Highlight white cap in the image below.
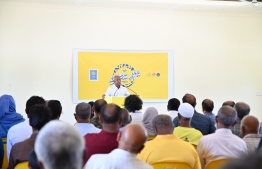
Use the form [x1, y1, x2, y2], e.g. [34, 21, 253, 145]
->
[178, 103, 194, 118]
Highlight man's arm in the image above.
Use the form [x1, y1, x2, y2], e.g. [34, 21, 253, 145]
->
[7, 129, 13, 162]
[196, 139, 205, 169]
[209, 118, 216, 134]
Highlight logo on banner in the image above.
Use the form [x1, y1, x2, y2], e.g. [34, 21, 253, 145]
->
[109, 64, 140, 87]
[89, 69, 98, 81]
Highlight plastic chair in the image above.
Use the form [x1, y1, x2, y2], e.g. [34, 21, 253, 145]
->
[205, 159, 230, 169]
[14, 161, 28, 169]
[2, 138, 8, 169]
[152, 162, 192, 169]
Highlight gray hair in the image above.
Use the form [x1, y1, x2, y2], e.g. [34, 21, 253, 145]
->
[217, 106, 237, 127]
[152, 115, 174, 130]
[35, 120, 85, 169]
[75, 102, 91, 119]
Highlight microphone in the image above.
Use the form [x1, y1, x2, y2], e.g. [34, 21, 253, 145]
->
[126, 87, 138, 95]
[114, 88, 119, 96]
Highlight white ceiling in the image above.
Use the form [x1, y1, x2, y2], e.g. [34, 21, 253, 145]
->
[1, 0, 262, 14]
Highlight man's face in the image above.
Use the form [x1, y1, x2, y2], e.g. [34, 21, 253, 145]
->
[114, 76, 121, 86]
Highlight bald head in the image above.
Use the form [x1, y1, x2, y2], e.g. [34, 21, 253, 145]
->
[100, 103, 122, 124]
[94, 99, 107, 114]
[235, 102, 250, 120]
[202, 99, 214, 113]
[152, 115, 174, 135]
[118, 124, 147, 154]
[241, 115, 259, 137]
[222, 100, 235, 108]
[182, 94, 196, 108]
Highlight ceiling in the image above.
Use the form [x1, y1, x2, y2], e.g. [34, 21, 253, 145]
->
[1, 0, 262, 14]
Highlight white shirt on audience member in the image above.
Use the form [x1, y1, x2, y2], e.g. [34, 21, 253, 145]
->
[197, 128, 247, 169]
[105, 85, 130, 97]
[74, 123, 101, 136]
[130, 110, 143, 125]
[7, 119, 32, 161]
[85, 148, 153, 169]
[168, 110, 178, 121]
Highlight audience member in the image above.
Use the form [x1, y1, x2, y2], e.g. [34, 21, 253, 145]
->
[173, 93, 215, 135]
[167, 98, 180, 120]
[9, 105, 51, 169]
[35, 120, 85, 169]
[28, 149, 40, 169]
[85, 124, 152, 169]
[124, 95, 143, 125]
[138, 115, 201, 169]
[47, 100, 62, 120]
[142, 107, 158, 136]
[88, 101, 95, 119]
[197, 106, 247, 169]
[202, 99, 216, 124]
[222, 100, 235, 107]
[91, 99, 107, 129]
[173, 103, 203, 147]
[232, 102, 250, 138]
[84, 103, 122, 162]
[0, 95, 24, 138]
[74, 102, 101, 136]
[120, 108, 132, 131]
[241, 115, 261, 154]
[7, 96, 45, 161]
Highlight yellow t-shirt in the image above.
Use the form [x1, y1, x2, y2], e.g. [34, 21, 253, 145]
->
[173, 126, 203, 146]
[137, 134, 201, 169]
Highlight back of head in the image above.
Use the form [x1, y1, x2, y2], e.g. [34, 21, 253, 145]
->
[121, 108, 131, 127]
[124, 95, 143, 112]
[202, 99, 214, 112]
[88, 101, 94, 108]
[217, 106, 237, 128]
[26, 96, 45, 114]
[100, 104, 122, 124]
[28, 150, 40, 169]
[182, 93, 196, 108]
[167, 98, 180, 111]
[222, 100, 235, 108]
[75, 102, 91, 120]
[152, 115, 174, 135]
[29, 105, 51, 130]
[47, 100, 62, 120]
[94, 99, 107, 114]
[118, 124, 147, 154]
[241, 115, 259, 135]
[234, 102, 250, 120]
[35, 120, 85, 169]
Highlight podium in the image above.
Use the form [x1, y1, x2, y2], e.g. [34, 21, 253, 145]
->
[104, 96, 125, 108]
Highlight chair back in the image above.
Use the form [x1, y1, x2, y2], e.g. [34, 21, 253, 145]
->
[2, 138, 8, 169]
[205, 159, 230, 169]
[152, 162, 192, 169]
[14, 161, 28, 169]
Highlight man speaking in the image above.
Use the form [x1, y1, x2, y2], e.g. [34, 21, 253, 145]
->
[102, 75, 130, 99]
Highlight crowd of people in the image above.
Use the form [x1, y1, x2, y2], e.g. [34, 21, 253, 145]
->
[0, 92, 261, 169]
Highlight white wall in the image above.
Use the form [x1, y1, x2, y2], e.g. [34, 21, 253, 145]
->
[0, 2, 262, 124]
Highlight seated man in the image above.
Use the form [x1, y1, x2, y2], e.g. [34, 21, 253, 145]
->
[7, 96, 45, 161]
[47, 100, 62, 120]
[9, 105, 51, 169]
[138, 115, 201, 169]
[35, 121, 85, 169]
[202, 99, 216, 125]
[173, 94, 215, 135]
[197, 106, 247, 169]
[90, 99, 107, 129]
[241, 115, 261, 154]
[167, 98, 180, 120]
[85, 124, 152, 169]
[120, 108, 132, 131]
[84, 103, 122, 162]
[173, 103, 203, 147]
[74, 102, 101, 136]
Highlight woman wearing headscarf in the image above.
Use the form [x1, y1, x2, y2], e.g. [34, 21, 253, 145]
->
[142, 107, 158, 137]
[0, 95, 25, 138]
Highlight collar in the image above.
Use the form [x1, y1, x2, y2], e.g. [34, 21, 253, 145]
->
[168, 110, 178, 113]
[154, 134, 179, 140]
[100, 130, 119, 135]
[244, 134, 262, 138]
[215, 128, 233, 135]
[111, 148, 136, 157]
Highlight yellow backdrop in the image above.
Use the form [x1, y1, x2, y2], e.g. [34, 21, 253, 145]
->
[74, 50, 173, 102]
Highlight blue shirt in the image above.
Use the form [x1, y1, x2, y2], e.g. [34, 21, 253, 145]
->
[204, 113, 216, 125]
[173, 110, 216, 135]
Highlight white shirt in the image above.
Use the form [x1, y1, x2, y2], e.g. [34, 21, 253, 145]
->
[74, 123, 101, 136]
[197, 128, 247, 169]
[105, 85, 130, 97]
[130, 111, 143, 125]
[85, 148, 153, 169]
[168, 110, 178, 121]
[7, 119, 32, 161]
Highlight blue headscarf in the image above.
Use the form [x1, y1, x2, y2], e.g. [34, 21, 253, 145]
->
[0, 95, 25, 137]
